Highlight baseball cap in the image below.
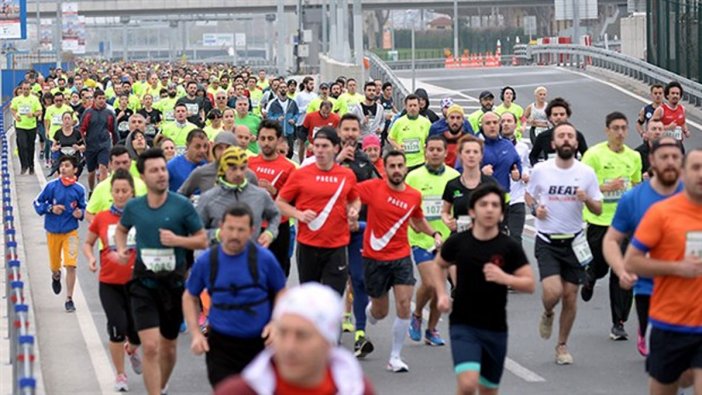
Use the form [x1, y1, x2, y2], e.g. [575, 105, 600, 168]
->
[479, 90, 494, 100]
[440, 98, 454, 108]
[319, 82, 330, 89]
[313, 127, 341, 146]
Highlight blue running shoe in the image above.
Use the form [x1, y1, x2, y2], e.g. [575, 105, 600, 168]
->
[408, 314, 422, 342]
[424, 329, 446, 346]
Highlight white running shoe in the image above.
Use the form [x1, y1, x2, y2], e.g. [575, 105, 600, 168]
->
[114, 373, 128, 392]
[386, 356, 409, 373]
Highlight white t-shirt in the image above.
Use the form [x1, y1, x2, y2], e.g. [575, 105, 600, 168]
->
[509, 140, 531, 205]
[526, 159, 602, 234]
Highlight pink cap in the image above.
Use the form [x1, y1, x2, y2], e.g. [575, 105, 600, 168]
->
[362, 134, 381, 150]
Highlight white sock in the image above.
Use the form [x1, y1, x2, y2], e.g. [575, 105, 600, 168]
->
[366, 302, 378, 325]
[391, 318, 410, 359]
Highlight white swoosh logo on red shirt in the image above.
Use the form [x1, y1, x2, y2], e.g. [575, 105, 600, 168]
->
[308, 179, 346, 231]
[271, 171, 283, 187]
[369, 206, 415, 251]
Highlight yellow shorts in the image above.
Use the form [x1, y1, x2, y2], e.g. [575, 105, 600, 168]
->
[47, 230, 79, 272]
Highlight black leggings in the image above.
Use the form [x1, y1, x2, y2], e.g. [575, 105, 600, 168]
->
[635, 294, 650, 337]
[99, 282, 140, 345]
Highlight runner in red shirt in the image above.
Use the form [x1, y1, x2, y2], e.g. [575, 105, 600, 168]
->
[355, 150, 442, 373]
[652, 81, 689, 144]
[277, 127, 361, 295]
[81, 168, 142, 392]
[249, 119, 297, 277]
[298, 100, 340, 161]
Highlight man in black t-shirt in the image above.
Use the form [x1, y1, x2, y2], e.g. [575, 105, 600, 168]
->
[429, 184, 535, 394]
[176, 81, 206, 127]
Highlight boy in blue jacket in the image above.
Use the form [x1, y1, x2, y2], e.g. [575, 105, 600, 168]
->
[33, 155, 87, 312]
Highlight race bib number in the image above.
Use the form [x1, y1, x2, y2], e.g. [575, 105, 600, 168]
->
[51, 114, 62, 125]
[572, 232, 593, 266]
[603, 178, 629, 203]
[175, 146, 187, 156]
[145, 124, 156, 136]
[422, 197, 442, 221]
[685, 231, 702, 257]
[547, 152, 557, 161]
[141, 248, 176, 272]
[312, 126, 321, 138]
[152, 95, 160, 103]
[663, 127, 683, 141]
[251, 99, 259, 108]
[118, 121, 129, 132]
[457, 216, 472, 233]
[18, 105, 31, 115]
[190, 194, 200, 208]
[164, 110, 175, 121]
[107, 225, 136, 249]
[402, 138, 420, 154]
[185, 103, 199, 116]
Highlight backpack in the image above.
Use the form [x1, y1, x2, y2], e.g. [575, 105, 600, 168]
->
[207, 242, 273, 315]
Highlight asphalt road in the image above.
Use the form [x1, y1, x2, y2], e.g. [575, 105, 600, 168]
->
[12, 65, 699, 395]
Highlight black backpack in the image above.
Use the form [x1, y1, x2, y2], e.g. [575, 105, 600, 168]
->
[207, 241, 273, 315]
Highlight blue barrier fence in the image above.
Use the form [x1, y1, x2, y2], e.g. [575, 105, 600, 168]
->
[2, 105, 37, 394]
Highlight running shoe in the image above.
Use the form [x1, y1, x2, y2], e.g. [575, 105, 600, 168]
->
[51, 272, 61, 295]
[65, 299, 76, 313]
[580, 283, 594, 302]
[637, 330, 648, 356]
[424, 329, 446, 346]
[610, 323, 628, 341]
[539, 311, 554, 340]
[114, 373, 128, 392]
[408, 314, 422, 342]
[342, 313, 354, 333]
[354, 332, 374, 358]
[555, 344, 574, 365]
[124, 343, 143, 375]
[386, 356, 409, 373]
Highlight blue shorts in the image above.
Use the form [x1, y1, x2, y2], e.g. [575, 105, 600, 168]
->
[449, 324, 508, 389]
[411, 246, 436, 265]
[85, 146, 110, 172]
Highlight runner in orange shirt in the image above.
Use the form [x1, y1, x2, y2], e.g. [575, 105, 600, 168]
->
[625, 148, 702, 395]
[277, 127, 360, 295]
[356, 150, 443, 373]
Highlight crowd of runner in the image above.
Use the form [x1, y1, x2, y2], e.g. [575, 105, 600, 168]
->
[8, 59, 700, 394]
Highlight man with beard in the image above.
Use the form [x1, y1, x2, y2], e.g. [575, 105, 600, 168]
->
[115, 148, 208, 395]
[603, 136, 683, 357]
[468, 91, 495, 133]
[349, 81, 385, 139]
[529, 98, 589, 165]
[652, 81, 689, 144]
[249, 120, 298, 276]
[167, 129, 210, 192]
[429, 104, 473, 166]
[156, 83, 180, 123]
[525, 123, 602, 365]
[176, 81, 206, 127]
[580, 113, 642, 343]
[356, 150, 443, 372]
[184, 203, 286, 388]
[624, 147, 702, 395]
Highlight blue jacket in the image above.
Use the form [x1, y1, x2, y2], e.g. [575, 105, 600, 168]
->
[454, 136, 522, 191]
[428, 118, 474, 137]
[33, 178, 87, 233]
[266, 98, 299, 137]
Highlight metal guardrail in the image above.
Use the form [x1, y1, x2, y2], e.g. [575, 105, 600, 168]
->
[384, 55, 515, 70]
[365, 51, 410, 111]
[526, 44, 702, 107]
[2, 105, 37, 395]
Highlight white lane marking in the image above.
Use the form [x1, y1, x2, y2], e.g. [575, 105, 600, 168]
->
[505, 358, 547, 382]
[457, 78, 587, 93]
[33, 155, 114, 395]
[410, 69, 558, 82]
[398, 77, 479, 102]
[559, 67, 702, 132]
